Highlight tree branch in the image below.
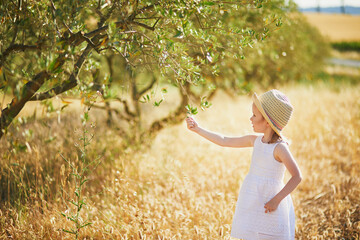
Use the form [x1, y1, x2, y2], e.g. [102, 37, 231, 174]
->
[29, 44, 93, 101]
[0, 44, 39, 67]
[67, 31, 100, 51]
[114, 97, 136, 118]
[152, 17, 161, 28]
[80, 3, 157, 41]
[128, 4, 155, 21]
[48, 0, 62, 38]
[97, 0, 119, 27]
[0, 1, 160, 68]
[130, 21, 155, 31]
[0, 71, 50, 139]
[110, 46, 136, 68]
[138, 76, 157, 98]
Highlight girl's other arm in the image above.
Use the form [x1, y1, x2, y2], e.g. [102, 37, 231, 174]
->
[264, 143, 302, 213]
[186, 116, 256, 148]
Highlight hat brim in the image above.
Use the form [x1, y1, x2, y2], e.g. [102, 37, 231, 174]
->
[252, 93, 282, 137]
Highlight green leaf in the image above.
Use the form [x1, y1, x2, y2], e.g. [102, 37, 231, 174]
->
[69, 200, 78, 207]
[48, 59, 56, 72]
[53, 67, 64, 74]
[45, 136, 57, 143]
[79, 199, 86, 206]
[67, 216, 76, 222]
[185, 104, 198, 115]
[174, 29, 183, 38]
[48, 57, 64, 73]
[153, 99, 163, 107]
[62, 229, 76, 234]
[80, 222, 92, 229]
[200, 97, 212, 110]
[80, 179, 88, 186]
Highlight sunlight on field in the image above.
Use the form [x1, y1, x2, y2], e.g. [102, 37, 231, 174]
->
[132, 84, 360, 239]
[304, 13, 360, 42]
[1, 84, 359, 239]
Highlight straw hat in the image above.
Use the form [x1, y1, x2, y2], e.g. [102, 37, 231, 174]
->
[252, 89, 293, 136]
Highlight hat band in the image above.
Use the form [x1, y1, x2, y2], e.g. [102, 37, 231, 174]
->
[265, 111, 283, 131]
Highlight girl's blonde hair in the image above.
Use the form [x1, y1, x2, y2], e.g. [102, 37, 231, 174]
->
[269, 131, 291, 145]
[269, 131, 282, 144]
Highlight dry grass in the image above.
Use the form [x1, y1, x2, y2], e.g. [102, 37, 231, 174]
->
[0, 83, 359, 239]
[303, 13, 360, 42]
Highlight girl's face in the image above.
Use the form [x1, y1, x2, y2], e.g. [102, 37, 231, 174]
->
[250, 103, 268, 133]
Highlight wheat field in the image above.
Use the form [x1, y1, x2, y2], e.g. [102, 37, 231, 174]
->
[303, 13, 360, 42]
[0, 83, 359, 239]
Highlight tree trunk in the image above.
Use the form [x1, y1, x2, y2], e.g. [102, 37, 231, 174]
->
[147, 83, 190, 137]
[1, 45, 93, 140]
[0, 71, 50, 139]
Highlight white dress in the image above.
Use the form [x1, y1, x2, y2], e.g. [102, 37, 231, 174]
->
[230, 135, 295, 240]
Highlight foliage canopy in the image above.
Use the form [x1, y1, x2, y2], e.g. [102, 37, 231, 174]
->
[0, 0, 329, 141]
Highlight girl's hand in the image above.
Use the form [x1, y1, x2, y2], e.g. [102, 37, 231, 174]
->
[264, 198, 280, 213]
[186, 116, 199, 132]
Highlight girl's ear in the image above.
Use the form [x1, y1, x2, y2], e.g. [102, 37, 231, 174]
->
[265, 121, 273, 131]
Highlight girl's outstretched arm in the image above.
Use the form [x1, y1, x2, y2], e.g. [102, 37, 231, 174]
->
[186, 116, 256, 148]
[264, 143, 302, 213]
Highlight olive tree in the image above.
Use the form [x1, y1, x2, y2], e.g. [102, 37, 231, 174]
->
[0, 0, 287, 141]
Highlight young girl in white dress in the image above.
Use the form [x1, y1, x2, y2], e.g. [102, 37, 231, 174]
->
[186, 89, 302, 240]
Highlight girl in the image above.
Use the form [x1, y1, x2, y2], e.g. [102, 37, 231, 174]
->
[186, 89, 302, 240]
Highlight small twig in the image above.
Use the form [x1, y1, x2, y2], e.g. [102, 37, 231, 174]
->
[134, 16, 161, 20]
[152, 17, 161, 28]
[110, 46, 136, 68]
[0, 44, 39, 67]
[95, 4, 104, 23]
[48, 0, 62, 38]
[130, 21, 155, 31]
[128, 4, 155, 21]
[30, 45, 93, 101]
[98, 0, 118, 27]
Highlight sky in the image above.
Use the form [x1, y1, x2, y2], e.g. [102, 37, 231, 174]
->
[292, 0, 360, 8]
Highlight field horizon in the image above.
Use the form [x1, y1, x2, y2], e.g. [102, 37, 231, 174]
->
[303, 13, 360, 42]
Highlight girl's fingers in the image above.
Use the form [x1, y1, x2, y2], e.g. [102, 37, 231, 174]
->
[186, 117, 198, 131]
[264, 205, 273, 213]
[186, 119, 193, 127]
[186, 118, 195, 125]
